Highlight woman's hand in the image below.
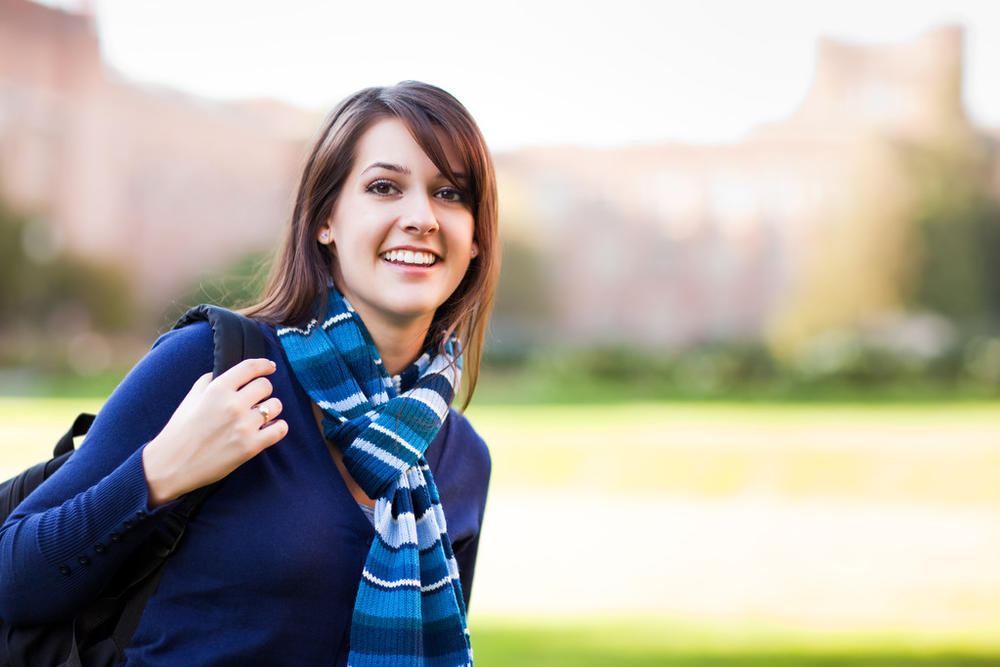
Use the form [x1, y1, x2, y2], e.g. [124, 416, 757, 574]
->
[142, 358, 288, 508]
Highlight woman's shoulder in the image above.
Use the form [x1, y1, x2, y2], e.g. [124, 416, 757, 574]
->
[444, 409, 485, 446]
[430, 409, 491, 538]
[436, 408, 491, 478]
[149, 318, 215, 355]
[147, 315, 275, 376]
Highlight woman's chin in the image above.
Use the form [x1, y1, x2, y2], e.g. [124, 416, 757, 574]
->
[362, 296, 442, 330]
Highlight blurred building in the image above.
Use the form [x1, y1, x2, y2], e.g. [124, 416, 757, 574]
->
[0, 0, 995, 346]
[0, 0, 318, 307]
[495, 26, 988, 349]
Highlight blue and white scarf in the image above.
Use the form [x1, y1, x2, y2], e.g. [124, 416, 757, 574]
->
[277, 290, 472, 667]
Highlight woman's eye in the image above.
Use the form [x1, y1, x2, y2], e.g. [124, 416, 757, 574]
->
[367, 180, 398, 196]
[436, 187, 464, 202]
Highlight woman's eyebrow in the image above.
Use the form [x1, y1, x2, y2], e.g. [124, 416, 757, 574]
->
[360, 162, 467, 184]
[361, 162, 410, 175]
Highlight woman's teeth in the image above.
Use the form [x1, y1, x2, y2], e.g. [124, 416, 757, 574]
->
[381, 250, 437, 266]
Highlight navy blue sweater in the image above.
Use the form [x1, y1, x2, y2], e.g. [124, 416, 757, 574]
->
[0, 321, 491, 665]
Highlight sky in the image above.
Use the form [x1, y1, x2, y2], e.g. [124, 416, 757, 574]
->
[58, 0, 1000, 151]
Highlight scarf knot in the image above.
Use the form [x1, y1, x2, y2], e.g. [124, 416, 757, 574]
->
[278, 290, 472, 666]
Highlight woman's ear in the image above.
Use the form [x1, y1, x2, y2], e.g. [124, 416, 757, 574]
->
[318, 226, 331, 245]
[470, 242, 479, 258]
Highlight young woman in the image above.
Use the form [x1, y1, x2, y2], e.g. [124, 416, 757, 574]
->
[0, 81, 498, 666]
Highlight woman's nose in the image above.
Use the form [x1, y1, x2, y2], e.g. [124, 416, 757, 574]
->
[400, 194, 439, 235]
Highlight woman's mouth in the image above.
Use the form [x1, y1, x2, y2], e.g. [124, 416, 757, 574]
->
[380, 249, 438, 267]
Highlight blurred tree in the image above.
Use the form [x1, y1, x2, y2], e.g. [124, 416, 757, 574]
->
[768, 129, 1000, 365]
[900, 139, 1000, 330]
[162, 251, 271, 327]
[487, 234, 553, 354]
[0, 200, 133, 333]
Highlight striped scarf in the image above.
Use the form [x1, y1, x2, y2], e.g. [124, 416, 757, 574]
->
[277, 290, 472, 667]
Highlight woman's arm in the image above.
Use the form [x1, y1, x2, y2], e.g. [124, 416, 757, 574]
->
[453, 533, 483, 610]
[432, 410, 491, 611]
[0, 323, 286, 625]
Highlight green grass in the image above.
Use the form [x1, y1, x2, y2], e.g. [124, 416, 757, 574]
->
[470, 618, 1000, 666]
[464, 402, 1000, 502]
[0, 368, 127, 399]
[0, 397, 105, 477]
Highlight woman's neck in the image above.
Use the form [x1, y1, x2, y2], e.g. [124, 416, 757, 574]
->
[357, 310, 432, 377]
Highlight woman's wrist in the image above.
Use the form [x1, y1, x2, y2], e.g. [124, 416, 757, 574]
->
[141, 438, 179, 509]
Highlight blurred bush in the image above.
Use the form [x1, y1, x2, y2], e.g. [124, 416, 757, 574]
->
[0, 202, 133, 334]
[479, 333, 1000, 403]
[0, 200, 138, 386]
[900, 140, 1000, 330]
[160, 251, 271, 329]
[489, 235, 554, 349]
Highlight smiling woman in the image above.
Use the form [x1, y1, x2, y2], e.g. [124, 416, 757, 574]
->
[0, 82, 498, 667]
[249, 83, 499, 403]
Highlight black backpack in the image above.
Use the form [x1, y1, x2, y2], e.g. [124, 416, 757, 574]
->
[0, 305, 267, 667]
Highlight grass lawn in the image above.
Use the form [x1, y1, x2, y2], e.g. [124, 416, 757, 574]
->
[0, 397, 105, 478]
[470, 617, 1000, 666]
[464, 401, 1000, 502]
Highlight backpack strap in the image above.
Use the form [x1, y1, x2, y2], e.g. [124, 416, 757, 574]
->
[80, 305, 268, 661]
[53, 414, 95, 458]
[174, 304, 267, 377]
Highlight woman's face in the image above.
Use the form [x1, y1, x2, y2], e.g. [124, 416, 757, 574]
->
[320, 117, 477, 336]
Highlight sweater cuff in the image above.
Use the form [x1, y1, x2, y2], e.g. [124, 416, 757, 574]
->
[36, 446, 166, 567]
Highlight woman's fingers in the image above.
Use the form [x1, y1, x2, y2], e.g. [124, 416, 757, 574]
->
[216, 357, 276, 391]
[251, 397, 283, 429]
[239, 376, 275, 407]
[212, 359, 276, 417]
[192, 371, 213, 392]
[257, 417, 288, 449]
[143, 358, 287, 508]
[244, 399, 286, 456]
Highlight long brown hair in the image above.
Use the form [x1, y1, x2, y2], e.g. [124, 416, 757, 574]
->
[244, 81, 499, 407]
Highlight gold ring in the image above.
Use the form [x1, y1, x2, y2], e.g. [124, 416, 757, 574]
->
[255, 404, 270, 425]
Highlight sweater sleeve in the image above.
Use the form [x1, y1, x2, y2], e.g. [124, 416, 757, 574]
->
[433, 410, 491, 612]
[0, 323, 215, 625]
[453, 532, 482, 611]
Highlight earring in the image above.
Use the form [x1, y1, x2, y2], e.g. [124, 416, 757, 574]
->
[470, 247, 478, 258]
[320, 231, 329, 243]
